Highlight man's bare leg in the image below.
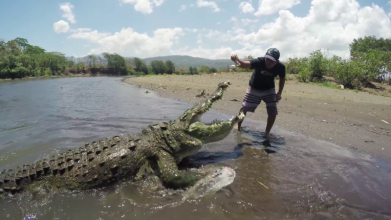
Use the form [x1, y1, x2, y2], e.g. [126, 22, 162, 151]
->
[264, 115, 276, 142]
[236, 108, 246, 131]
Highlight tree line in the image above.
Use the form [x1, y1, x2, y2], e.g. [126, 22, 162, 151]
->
[0, 37, 222, 79]
[1, 36, 390, 89]
[284, 36, 391, 89]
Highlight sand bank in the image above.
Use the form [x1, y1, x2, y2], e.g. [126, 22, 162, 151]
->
[125, 73, 391, 161]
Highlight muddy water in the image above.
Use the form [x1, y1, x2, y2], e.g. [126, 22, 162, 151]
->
[0, 77, 390, 220]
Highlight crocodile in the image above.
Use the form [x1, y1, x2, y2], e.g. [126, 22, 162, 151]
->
[0, 81, 245, 196]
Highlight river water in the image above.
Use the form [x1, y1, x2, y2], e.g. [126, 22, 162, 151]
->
[0, 76, 390, 220]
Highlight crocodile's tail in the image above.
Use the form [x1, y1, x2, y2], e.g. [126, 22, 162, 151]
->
[0, 165, 36, 194]
[0, 135, 128, 195]
[0, 152, 79, 194]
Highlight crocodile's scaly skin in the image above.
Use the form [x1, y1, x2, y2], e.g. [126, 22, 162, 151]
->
[0, 81, 245, 195]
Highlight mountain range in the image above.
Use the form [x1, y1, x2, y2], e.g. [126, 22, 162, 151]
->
[141, 55, 236, 69]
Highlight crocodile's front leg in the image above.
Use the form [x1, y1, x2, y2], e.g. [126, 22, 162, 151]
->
[156, 150, 201, 189]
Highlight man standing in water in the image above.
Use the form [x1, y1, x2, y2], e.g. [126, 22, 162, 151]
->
[230, 48, 286, 144]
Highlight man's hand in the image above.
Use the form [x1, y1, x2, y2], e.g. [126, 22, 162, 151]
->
[276, 93, 282, 102]
[231, 55, 239, 63]
[277, 77, 285, 102]
[230, 55, 251, 69]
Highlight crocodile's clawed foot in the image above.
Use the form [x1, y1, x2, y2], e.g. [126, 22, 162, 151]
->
[26, 182, 56, 202]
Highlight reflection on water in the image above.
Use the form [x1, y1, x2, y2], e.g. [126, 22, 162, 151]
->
[1, 77, 391, 220]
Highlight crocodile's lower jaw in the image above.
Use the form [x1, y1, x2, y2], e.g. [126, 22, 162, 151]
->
[186, 112, 245, 144]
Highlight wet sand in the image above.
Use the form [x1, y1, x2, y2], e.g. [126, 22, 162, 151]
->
[125, 73, 391, 162]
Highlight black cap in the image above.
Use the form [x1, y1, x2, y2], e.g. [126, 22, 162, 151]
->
[264, 48, 280, 61]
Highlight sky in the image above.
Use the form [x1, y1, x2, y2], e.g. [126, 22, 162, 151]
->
[0, 0, 391, 60]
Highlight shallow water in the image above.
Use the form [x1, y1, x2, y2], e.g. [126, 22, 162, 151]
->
[0, 77, 390, 220]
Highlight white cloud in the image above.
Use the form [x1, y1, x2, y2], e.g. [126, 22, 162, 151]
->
[255, 0, 300, 16]
[176, 0, 391, 60]
[241, 18, 258, 26]
[69, 29, 111, 42]
[69, 27, 184, 58]
[196, 0, 221, 12]
[119, 0, 166, 14]
[120, 0, 152, 13]
[230, 16, 238, 22]
[204, 30, 221, 38]
[153, 0, 165, 6]
[184, 28, 198, 33]
[239, 2, 254, 13]
[59, 3, 76, 23]
[66, 0, 391, 60]
[179, 5, 186, 12]
[53, 20, 70, 33]
[70, 28, 92, 33]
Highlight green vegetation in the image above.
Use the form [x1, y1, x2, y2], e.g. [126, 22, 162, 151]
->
[0, 37, 136, 79]
[1, 36, 390, 91]
[0, 37, 233, 79]
[285, 36, 391, 89]
[1, 38, 67, 79]
[316, 81, 340, 89]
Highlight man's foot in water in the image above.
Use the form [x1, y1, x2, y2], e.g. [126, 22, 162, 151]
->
[236, 109, 245, 132]
[263, 133, 271, 145]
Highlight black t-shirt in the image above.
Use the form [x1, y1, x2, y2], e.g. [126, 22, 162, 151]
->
[248, 57, 286, 91]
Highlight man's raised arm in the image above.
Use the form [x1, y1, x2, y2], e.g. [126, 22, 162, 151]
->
[231, 55, 251, 69]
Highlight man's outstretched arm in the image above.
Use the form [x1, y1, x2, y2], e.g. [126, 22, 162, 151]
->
[231, 55, 251, 69]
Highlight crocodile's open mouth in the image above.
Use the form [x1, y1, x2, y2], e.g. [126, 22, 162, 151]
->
[188, 108, 235, 126]
[180, 81, 245, 143]
[186, 112, 245, 144]
[187, 85, 226, 126]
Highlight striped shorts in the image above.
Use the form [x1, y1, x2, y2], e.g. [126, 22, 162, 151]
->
[241, 87, 278, 116]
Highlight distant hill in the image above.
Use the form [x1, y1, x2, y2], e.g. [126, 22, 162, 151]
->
[141, 55, 235, 70]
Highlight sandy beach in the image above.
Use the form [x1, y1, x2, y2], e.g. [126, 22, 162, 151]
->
[125, 72, 391, 161]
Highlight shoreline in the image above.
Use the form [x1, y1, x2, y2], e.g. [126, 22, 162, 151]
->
[124, 73, 391, 162]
